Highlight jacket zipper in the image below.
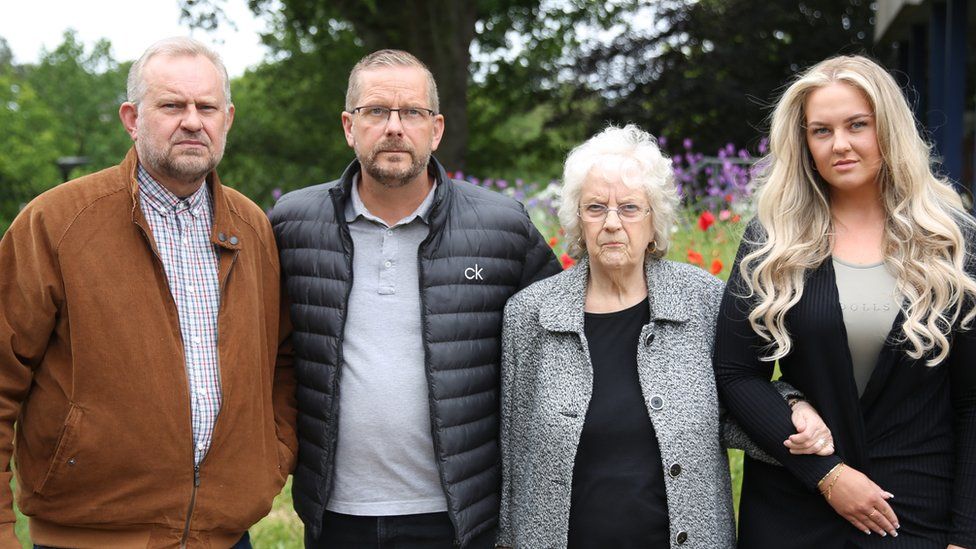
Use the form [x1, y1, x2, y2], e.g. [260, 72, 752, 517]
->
[179, 464, 201, 548]
[414, 214, 462, 544]
[324, 189, 355, 505]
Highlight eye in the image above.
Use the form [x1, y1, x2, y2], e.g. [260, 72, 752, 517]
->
[401, 108, 423, 119]
[366, 106, 389, 117]
[619, 204, 644, 215]
[850, 119, 869, 130]
[198, 104, 219, 112]
[809, 126, 830, 137]
[583, 203, 607, 214]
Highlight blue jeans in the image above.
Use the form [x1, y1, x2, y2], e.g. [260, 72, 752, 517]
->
[35, 531, 251, 549]
[305, 510, 493, 549]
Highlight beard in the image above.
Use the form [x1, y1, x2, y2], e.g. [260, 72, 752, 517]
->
[358, 137, 430, 188]
[137, 127, 225, 187]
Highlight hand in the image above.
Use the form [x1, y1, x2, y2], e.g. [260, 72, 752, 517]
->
[947, 545, 967, 549]
[784, 400, 834, 455]
[824, 465, 898, 537]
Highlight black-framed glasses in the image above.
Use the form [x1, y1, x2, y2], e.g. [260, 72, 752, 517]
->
[350, 105, 436, 127]
[577, 203, 651, 223]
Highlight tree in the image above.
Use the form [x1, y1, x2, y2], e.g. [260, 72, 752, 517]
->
[576, 0, 876, 154]
[27, 30, 132, 172]
[180, 0, 637, 172]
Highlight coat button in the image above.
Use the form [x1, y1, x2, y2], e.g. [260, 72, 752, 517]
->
[669, 463, 682, 477]
[644, 333, 655, 345]
[218, 232, 227, 242]
[649, 395, 664, 410]
[67, 458, 76, 466]
[676, 531, 688, 544]
[229, 235, 239, 245]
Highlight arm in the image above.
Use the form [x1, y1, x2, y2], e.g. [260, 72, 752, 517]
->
[721, 381, 834, 463]
[517, 206, 562, 291]
[0, 208, 63, 545]
[712, 221, 841, 490]
[948, 310, 976, 548]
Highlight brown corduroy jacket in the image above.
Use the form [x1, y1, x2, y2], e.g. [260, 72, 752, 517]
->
[0, 148, 298, 548]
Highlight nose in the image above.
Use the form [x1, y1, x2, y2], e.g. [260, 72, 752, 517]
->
[832, 130, 852, 153]
[602, 209, 623, 230]
[181, 105, 204, 132]
[384, 110, 405, 135]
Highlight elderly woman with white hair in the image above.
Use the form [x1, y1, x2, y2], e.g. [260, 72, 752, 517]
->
[497, 125, 834, 548]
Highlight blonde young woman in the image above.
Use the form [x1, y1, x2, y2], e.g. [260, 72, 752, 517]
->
[714, 55, 976, 548]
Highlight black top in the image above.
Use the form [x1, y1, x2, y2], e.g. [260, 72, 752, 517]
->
[713, 219, 976, 548]
[567, 300, 669, 549]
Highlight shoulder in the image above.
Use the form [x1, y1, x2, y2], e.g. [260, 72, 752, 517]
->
[447, 180, 531, 219]
[11, 163, 129, 245]
[270, 180, 340, 225]
[505, 265, 576, 315]
[653, 259, 724, 313]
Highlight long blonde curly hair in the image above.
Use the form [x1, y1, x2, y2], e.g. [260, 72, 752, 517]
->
[741, 55, 976, 366]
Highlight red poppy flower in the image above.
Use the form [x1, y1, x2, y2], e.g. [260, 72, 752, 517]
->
[561, 253, 576, 270]
[548, 236, 558, 248]
[687, 249, 704, 266]
[698, 211, 715, 231]
[731, 214, 741, 223]
[710, 259, 724, 275]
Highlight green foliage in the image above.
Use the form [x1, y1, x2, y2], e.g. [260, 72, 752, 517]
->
[0, 31, 131, 235]
[218, 46, 356, 207]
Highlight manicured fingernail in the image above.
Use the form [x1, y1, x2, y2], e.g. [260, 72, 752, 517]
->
[891, 531, 898, 537]
[880, 532, 886, 537]
[864, 530, 871, 535]
[895, 524, 900, 529]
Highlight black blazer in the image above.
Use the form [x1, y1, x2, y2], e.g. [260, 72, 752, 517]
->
[714, 219, 976, 549]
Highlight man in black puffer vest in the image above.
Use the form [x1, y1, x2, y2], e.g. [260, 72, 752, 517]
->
[271, 50, 561, 548]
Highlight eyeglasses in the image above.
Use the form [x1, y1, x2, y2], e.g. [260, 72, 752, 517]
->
[350, 105, 436, 128]
[578, 203, 651, 223]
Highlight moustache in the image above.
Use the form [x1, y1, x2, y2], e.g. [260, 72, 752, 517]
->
[374, 140, 414, 154]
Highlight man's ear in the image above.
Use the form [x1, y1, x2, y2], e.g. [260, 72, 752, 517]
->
[342, 111, 355, 148]
[119, 102, 139, 141]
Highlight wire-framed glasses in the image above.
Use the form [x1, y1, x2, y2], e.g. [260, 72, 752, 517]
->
[577, 203, 652, 222]
[350, 105, 436, 128]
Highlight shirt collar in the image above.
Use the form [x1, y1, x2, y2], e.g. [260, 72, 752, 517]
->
[345, 171, 437, 227]
[137, 163, 210, 219]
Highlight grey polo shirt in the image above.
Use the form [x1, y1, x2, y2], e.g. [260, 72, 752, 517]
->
[327, 175, 447, 516]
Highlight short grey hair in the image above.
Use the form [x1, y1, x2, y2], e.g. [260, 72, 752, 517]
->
[558, 124, 679, 260]
[345, 49, 439, 113]
[127, 37, 231, 109]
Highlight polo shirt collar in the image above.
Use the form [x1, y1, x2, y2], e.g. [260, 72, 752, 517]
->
[345, 171, 437, 227]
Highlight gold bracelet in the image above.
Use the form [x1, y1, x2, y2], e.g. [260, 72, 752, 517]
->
[821, 463, 846, 501]
[817, 462, 844, 489]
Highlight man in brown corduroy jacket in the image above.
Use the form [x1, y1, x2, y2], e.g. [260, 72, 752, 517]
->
[0, 37, 297, 548]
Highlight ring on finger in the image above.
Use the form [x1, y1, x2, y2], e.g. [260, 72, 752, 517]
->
[868, 509, 879, 517]
[816, 438, 826, 449]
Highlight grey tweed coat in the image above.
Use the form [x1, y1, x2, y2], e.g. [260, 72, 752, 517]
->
[498, 257, 767, 549]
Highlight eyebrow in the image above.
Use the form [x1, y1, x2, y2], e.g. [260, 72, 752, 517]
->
[806, 113, 874, 127]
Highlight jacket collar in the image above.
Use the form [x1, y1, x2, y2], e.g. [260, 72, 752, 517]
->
[329, 155, 453, 230]
[539, 256, 691, 333]
[122, 147, 242, 251]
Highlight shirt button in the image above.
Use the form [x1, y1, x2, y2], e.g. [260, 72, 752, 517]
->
[384, 260, 392, 268]
[182, 237, 189, 245]
[196, 387, 207, 398]
[187, 285, 195, 294]
[196, 443, 206, 451]
[191, 336, 202, 345]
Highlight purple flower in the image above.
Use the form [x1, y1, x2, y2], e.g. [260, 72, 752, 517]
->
[683, 138, 693, 150]
[271, 188, 283, 200]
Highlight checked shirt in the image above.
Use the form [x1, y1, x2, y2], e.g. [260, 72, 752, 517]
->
[137, 165, 222, 465]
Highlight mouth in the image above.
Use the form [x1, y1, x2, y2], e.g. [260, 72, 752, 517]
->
[176, 140, 207, 148]
[833, 159, 858, 168]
